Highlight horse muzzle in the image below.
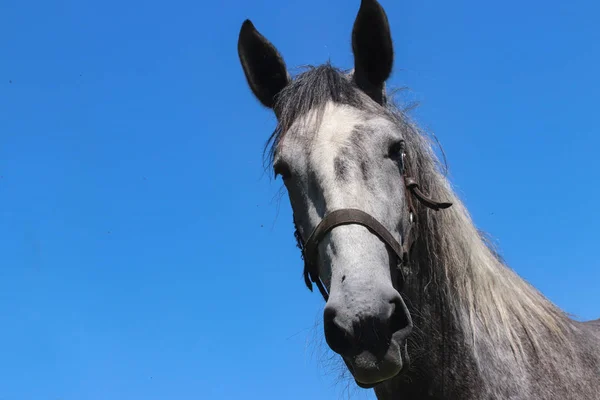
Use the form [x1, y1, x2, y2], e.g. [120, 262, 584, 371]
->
[323, 285, 413, 387]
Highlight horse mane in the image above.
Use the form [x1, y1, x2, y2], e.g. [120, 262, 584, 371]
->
[264, 63, 574, 370]
[396, 109, 574, 369]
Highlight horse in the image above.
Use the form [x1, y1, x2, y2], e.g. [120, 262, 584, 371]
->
[236, 0, 600, 398]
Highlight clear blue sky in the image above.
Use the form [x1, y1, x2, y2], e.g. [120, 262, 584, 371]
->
[1, 0, 599, 399]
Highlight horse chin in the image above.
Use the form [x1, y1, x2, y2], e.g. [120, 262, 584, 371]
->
[345, 340, 410, 389]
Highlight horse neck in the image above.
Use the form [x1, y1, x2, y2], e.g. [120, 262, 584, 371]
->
[379, 272, 600, 400]
[376, 195, 600, 399]
[375, 283, 483, 399]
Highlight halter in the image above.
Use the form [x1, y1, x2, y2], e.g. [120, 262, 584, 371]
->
[293, 150, 452, 301]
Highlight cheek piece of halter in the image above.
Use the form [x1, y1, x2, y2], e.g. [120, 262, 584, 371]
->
[293, 151, 453, 301]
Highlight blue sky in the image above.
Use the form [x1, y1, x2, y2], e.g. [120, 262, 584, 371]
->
[1, 0, 599, 399]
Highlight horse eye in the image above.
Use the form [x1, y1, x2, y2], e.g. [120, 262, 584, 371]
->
[274, 161, 292, 180]
[388, 140, 405, 160]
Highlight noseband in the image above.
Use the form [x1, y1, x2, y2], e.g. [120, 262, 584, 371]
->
[294, 152, 452, 301]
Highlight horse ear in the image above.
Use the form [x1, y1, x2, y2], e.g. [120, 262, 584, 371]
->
[238, 20, 290, 109]
[351, 0, 394, 105]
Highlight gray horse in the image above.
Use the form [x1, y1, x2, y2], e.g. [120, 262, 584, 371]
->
[237, 0, 600, 398]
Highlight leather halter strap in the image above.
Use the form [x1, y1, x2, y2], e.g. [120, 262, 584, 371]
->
[303, 209, 408, 300]
[405, 178, 452, 211]
[299, 169, 453, 301]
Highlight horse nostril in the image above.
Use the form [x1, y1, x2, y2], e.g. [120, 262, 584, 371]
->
[323, 305, 357, 357]
[323, 291, 413, 359]
[388, 293, 413, 342]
